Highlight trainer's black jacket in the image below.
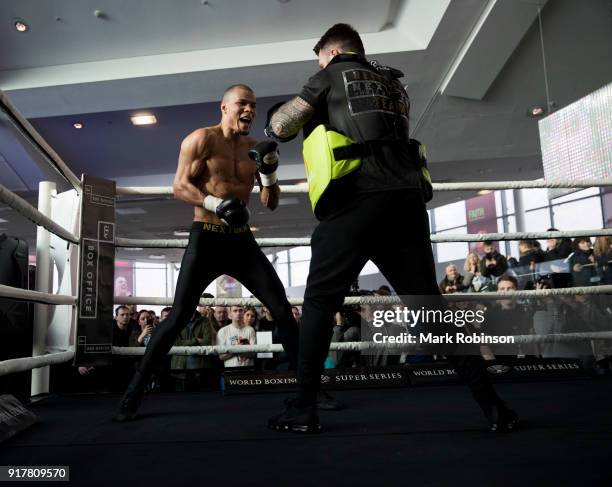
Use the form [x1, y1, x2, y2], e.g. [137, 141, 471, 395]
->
[299, 53, 421, 195]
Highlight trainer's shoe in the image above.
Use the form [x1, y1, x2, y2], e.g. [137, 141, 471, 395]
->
[268, 399, 322, 433]
[317, 390, 346, 411]
[113, 371, 146, 422]
[487, 404, 519, 432]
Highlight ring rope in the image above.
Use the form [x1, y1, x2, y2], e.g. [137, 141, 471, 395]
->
[0, 182, 79, 244]
[0, 351, 74, 377]
[2, 331, 608, 377]
[111, 331, 612, 356]
[114, 285, 612, 307]
[115, 229, 612, 249]
[115, 179, 612, 197]
[0, 92, 82, 191]
[0, 284, 77, 306]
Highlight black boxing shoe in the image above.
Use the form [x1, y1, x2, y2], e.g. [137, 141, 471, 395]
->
[487, 404, 519, 432]
[317, 391, 346, 411]
[113, 370, 146, 422]
[268, 399, 322, 433]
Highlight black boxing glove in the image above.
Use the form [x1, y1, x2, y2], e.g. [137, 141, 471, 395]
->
[203, 196, 250, 227]
[264, 101, 298, 143]
[248, 140, 279, 186]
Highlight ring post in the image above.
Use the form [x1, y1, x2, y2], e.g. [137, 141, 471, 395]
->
[31, 181, 55, 396]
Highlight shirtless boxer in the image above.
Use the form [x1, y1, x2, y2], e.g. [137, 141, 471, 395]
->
[114, 84, 299, 421]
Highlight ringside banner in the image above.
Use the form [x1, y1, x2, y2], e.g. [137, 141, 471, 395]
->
[223, 366, 409, 394]
[74, 175, 116, 366]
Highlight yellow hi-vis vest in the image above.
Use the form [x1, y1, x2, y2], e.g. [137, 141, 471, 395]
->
[302, 125, 361, 213]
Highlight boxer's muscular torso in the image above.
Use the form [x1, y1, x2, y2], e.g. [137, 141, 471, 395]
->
[185, 125, 257, 225]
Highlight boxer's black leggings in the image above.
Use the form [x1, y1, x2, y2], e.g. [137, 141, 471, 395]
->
[297, 190, 504, 413]
[137, 222, 299, 376]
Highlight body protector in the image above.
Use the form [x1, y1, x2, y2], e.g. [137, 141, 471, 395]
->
[299, 54, 434, 217]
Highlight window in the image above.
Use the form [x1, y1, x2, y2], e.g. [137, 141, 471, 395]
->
[276, 250, 289, 264]
[290, 246, 311, 262]
[275, 262, 290, 288]
[134, 262, 167, 315]
[552, 197, 603, 230]
[436, 227, 468, 263]
[552, 187, 600, 204]
[360, 260, 380, 276]
[522, 188, 550, 211]
[290, 260, 310, 287]
[524, 208, 551, 231]
[504, 190, 515, 214]
[434, 201, 466, 231]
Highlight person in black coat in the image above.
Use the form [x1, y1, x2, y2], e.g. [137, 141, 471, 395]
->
[569, 238, 597, 286]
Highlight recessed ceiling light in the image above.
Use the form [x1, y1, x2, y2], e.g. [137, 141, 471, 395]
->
[527, 106, 545, 117]
[250, 226, 259, 232]
[73, 122, 83, 129]
[173, 230, 190, 237]
[478, 190, 492, 195]
[149, 254, 166, 260]
[14, 19, 28, 32]
[123, 247, 144, 251]
[130, 114, 157, 126]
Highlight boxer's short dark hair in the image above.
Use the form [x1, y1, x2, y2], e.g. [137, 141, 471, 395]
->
[314, 23, 365, 56]
[223, 84, 254, 99]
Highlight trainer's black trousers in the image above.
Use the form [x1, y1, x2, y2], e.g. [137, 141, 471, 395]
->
[136, 222, 299, 377]
[297, 190, 504, 413]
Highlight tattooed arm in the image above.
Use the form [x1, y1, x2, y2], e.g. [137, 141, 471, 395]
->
[268, 96, 315, 141]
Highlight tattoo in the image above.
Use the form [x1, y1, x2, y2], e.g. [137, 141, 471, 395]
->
[270, 97, 314, 139]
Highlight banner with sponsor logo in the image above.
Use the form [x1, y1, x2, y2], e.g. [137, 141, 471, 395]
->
[465, 193, 497, 254]
[223, 366, 409, 395]
[74, 175, 115, 366]
[223, 359, 586, 393]
[406, 358, 586, 386]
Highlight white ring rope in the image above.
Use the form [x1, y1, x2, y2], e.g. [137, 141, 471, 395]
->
[112, 331, 612, 356]
[0, 351, 74, 377]
[116, 179, 612, 197]
[0, 284, 77, 306]
[115, 229, 612, 249]
[115, 285, 612, 307]
[0, 91, 82, 191]
[433, 179, 612, 191]
[116, 183, 310, 196]
[0, 182, 79, 244]
[2, 331, 608, 377]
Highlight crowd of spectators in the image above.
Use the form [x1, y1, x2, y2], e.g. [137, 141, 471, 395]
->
[438, 234, 612, 293]
[74, 233, 610, 392]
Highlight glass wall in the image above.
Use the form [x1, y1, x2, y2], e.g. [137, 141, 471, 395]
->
[126, 188, 606, 299]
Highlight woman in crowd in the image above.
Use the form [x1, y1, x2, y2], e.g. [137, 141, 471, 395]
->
[463, 251, 493, 292]
[570, 237, 597, 286]
[594, 236, 612, 285]
[243, 306, 259, 330]
[131, 310, 155, 347]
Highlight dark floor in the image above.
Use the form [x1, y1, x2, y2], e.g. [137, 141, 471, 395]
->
[3, 378, 612, 487]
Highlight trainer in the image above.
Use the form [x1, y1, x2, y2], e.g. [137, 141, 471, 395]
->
[264, 24, 517, 433]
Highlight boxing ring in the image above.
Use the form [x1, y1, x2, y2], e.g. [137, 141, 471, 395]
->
[1, 97, 612, 485]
